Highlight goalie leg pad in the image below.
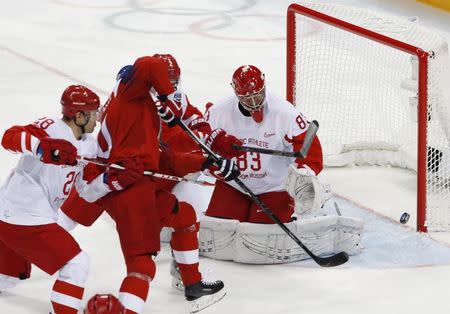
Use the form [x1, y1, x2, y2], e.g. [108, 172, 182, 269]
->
[199, 216, 364, 264]
[234, 221, 299, 264]
[198, 216, 239, 261]
[234, 217, 339, 264]
[334, 216, 364, 255]
[234, 216, 364, 264]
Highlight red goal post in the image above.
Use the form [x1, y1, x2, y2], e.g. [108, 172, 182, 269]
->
[286, 3, 450, 232]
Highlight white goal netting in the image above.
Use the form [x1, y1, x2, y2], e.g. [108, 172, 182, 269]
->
[289, 2, 450, 231]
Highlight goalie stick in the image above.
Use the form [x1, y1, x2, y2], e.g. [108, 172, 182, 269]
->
[231, 120, 319, 158]
[176, 119, 348, 267]
[76, 156, 215, 187]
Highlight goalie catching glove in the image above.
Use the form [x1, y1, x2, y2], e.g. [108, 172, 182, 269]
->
[284, 164, 333, 216]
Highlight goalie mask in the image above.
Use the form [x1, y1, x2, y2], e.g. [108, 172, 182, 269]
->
[153, 53, 181, 89]
[231, 65, 266, 123]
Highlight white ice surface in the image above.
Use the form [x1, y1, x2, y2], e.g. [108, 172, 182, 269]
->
[1, 0, 450, 313]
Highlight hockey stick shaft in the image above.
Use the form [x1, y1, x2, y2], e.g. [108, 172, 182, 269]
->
[76, 156, 215, 187]
[232, 145, 301, 158]
[176, 120, 348, 267]
[231, 120, 319, 158]
[299, 120, 319, 158]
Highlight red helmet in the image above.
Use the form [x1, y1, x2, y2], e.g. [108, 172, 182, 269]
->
[153, 54, 181, 86]
[231, 65, 266, 122]
[61, 85, 100, 119]
[84, 294, 125, 314]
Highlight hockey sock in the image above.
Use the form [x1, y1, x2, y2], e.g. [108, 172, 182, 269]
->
[51, 280, 84, 314]
[171, 226, 202, 285]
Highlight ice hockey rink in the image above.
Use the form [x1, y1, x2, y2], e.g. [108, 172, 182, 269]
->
[1, 0, 450, 313]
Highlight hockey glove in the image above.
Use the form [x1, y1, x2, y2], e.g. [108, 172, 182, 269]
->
[203, 156, 240, 182]
[187, 117, 212, 134]
[83, 162, 106, 183]
[104, 157, 144, 191]
[37, 137, 77, 166]
[156, 97, 182, 127]
[205, 128, 244, 159]
[284, 164, 332, 216]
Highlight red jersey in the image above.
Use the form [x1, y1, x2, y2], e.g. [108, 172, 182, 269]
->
[98, 56, 174, 170]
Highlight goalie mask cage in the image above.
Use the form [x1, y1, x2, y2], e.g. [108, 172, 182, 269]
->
[287, 3, 450, 232]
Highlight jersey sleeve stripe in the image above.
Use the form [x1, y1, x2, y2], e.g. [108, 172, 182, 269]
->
[30, 136, 40, 155]
[97, 115, 112, 159]
[20, 131, 27, 153]
[21, 132, 40, 154]
[25, 132, 32, 152]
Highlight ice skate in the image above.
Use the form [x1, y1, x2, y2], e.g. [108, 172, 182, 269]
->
[185, 279, 226, 313]
[170, 258, 184, 291]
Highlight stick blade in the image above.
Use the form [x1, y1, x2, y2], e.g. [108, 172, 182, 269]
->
[315, 251, 349, 267]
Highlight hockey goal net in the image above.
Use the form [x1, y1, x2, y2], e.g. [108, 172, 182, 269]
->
[287, 3, 450, 231]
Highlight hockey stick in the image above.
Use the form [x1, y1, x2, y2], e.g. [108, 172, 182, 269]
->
[231, 120, 319, 158]
[76, 156, 215, 187]
[334, 201, 342, 216]
[176, 119, 348, 267]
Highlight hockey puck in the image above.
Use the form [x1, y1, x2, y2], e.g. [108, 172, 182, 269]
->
[400, 212, 410, 224]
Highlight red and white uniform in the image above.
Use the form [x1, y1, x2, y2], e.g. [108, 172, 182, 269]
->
[205, 91, 323, 195]
[205, 91, 323, 223]
[89, 56, 194, 314]
[158, 88, 210, 152]
[97, 57, 174, 169]
[0, 117, 97, 225]
[0, 117, 96, 314]
[169, 89, 204, 124]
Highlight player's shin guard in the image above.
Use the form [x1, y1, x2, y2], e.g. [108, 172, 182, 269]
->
[170, 204, 201, 287]
[51, 251, 89, 314]
[119, 256, 156, 314]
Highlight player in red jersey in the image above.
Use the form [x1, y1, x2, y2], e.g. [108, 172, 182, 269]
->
[152, 55, 244, 310]
[62, 55, 239, 314]
[0, 85, 100, 314]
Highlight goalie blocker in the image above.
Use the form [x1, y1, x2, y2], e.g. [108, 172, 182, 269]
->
[198, 215, 363, 264]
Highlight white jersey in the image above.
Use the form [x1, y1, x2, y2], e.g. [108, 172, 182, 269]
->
[205, 91, 310, 195]
[0, 117, 97, 225]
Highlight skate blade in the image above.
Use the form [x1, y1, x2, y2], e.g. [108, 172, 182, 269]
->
[172, 277, 185, 292]
[188, 289, 226, 313]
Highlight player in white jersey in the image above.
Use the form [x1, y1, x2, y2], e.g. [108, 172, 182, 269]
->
[199, 65, 364, 264]
[0, 85, 100, 314]
[204, 65, 324, 222]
